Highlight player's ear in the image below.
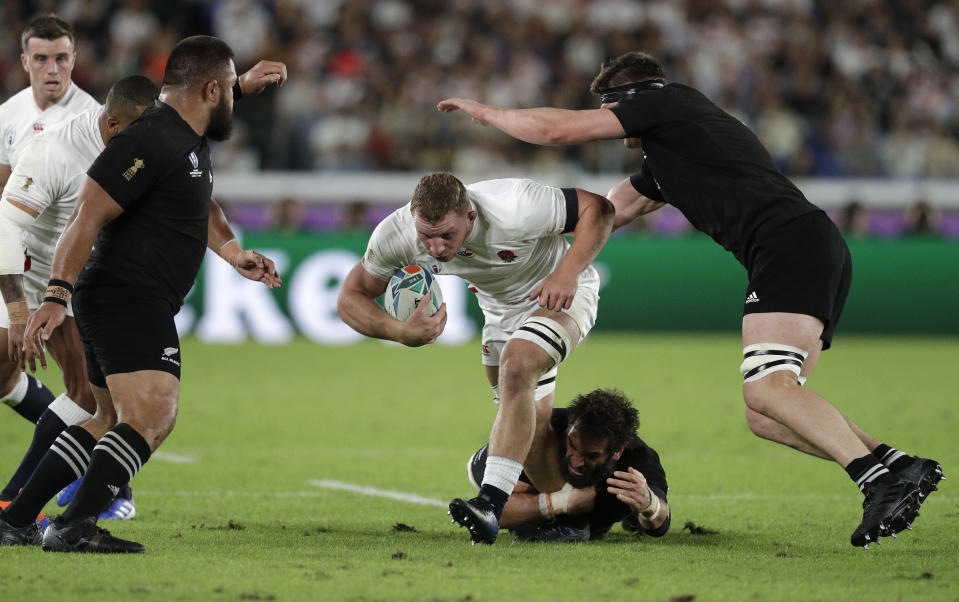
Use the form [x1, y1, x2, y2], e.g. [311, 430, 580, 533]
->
[204, 79, 218, 103]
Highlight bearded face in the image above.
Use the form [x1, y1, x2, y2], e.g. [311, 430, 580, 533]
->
[205, 89, 233, 141]
[558, 422, 620, 488]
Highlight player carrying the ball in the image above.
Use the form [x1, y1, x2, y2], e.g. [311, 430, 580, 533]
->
[338, 172, 614, 544]
[437, 51, 945, 549]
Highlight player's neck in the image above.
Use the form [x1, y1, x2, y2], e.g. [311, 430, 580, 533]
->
[31, 82, 68, 111]
[158, 89, 207, 137]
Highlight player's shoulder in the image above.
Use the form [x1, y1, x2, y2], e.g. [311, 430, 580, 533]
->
[63, 83, 100, 112]
[0, 87, 36, 118]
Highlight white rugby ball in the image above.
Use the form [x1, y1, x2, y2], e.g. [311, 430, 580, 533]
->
[384, 265, 443, 320]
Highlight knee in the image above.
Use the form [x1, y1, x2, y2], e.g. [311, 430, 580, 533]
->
[0, 361, 18, 397]
[743, 405, 773, 439]
[498, 354, 542, 393]
[742, 372, 800, 416]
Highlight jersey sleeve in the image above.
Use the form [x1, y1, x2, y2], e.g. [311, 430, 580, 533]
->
[627, 440, 669, 501]
[472, 178, 568, 238]
[2, 136, 64, 216]
[629, 161, 664, 203]
[86, 127, 160, 210]
[361, 209, 415, 281]
[608, 94, 666, 139]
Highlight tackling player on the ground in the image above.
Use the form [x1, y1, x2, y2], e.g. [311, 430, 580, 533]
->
[0, 35, 284, 553]
[467, 388, 670, 542]
[0, 15, 99, 471]
[0, 75, 159, 522]
[438, 51, 944, 548]
[338, 172, 614, 545]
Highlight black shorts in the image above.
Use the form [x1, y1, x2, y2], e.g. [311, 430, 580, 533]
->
[72, 285, 181, 387]
[743, 211, 852, 350]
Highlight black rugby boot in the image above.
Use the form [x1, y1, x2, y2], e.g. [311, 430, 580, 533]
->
[850, 477, 919, 548]
[449, 497, 499, 545]
[42, 517, 144, 553]
[0, 515, 42, 546]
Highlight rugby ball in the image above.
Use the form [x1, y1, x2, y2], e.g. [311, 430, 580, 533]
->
[384, 265, 443, 320]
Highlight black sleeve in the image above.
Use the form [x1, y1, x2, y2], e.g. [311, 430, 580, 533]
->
[608, 95, 665, 138]
[86, 125, 160, 210]
[629, 161, 664, 203]
[561, 187, 578, 233]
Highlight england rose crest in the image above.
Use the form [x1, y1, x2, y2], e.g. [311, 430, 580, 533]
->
[497, 250, 517, 263]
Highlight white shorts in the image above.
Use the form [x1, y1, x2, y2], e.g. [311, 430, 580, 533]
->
[480, 285, 598, 400]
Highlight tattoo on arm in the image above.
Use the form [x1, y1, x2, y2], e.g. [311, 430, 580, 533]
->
[0, 273, 25, 303]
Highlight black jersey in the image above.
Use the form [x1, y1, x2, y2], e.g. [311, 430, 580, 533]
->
[80, 101, 212, 307]
[610, 83, 821, 267]
[547, 408, 669, 539]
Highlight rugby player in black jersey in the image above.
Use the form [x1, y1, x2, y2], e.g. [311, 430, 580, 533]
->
[466, 388, 670, 542]
[438, 52, 943, 548]
[0, 36, 284, 553]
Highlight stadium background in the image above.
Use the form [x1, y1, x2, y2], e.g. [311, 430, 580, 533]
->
[2, 0, 957, 340]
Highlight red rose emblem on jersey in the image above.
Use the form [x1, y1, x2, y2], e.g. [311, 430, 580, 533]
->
[497, 250, 517, 263]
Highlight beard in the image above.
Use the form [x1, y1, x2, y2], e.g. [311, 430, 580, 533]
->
[206, 94, 233, 141]
[558, 450, 618, 489]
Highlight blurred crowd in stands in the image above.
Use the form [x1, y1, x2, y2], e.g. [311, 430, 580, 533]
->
[2, 0, 957, 236]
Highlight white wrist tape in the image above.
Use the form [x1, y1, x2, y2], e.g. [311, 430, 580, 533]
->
[640, 494, 662, 522]
[539, 483, 574, 517]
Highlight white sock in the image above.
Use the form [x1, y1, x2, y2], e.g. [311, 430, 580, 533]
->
[481, 455, 523, 494]
[1, 372, 29, 406]
[48, 393, 94, 425]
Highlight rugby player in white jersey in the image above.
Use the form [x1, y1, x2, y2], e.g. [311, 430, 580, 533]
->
[338, 173, 614, 544]
[0, 14, 98, 501]
[0, 76, 159, 521]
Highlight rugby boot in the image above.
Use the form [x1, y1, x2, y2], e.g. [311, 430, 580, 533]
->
[99, 495, 136, 520]
[0, 514, 42, 546]
[893, 456, 944, 507]
[56, 477, 82, 506]
[449, 497, 499, 545]
[514, 515, 590, 543]
[850, 477, 919, 548]
[42, 516, 144, 553]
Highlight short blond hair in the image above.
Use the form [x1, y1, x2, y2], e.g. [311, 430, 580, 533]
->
[410, 173, 470, 222]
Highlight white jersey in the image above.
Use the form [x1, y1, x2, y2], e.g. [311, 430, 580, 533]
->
[362, 178, 601, 332]
[0, 108, 105, 318]
[0, 82, 99, 170]
[4, 107, 105, 256]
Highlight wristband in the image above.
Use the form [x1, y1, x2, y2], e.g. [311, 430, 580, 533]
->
[232, 81, 243, 100]
[5, 299, 28, 324]
[44, 279, 73, 307]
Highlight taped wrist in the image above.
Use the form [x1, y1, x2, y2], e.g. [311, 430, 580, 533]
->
[5, 298, 28, 324]
[44, 278, 73, 307]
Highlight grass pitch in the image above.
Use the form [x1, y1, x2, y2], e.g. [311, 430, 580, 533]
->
[0, 334, 956, 601]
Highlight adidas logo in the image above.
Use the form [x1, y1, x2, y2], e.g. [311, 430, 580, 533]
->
[745, 291, 760, 304]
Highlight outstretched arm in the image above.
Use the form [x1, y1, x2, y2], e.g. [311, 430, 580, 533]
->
[208, 199, 281, 289]
[530, 189, 615, 311]
[607, 177, 665, 231]
[437, 99, 625, 145]
[337, 262, 447, 347]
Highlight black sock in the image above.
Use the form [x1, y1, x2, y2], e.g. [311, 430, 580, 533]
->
[61, 423, 150, 524]
[872, 443, 913, 471]
[2, 425, 96, 528]
[6, 375, 55, 423]
[478, 484, 509, 520]
[118, 485, 133, 500]
[2, 409, 69, 496]
[845, 455, 893, 491]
